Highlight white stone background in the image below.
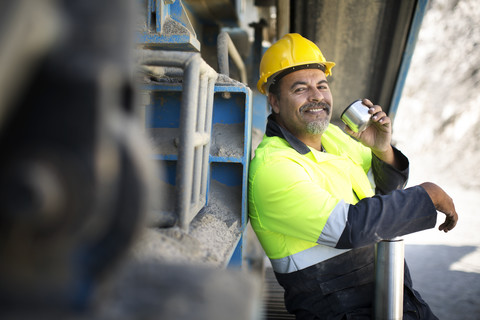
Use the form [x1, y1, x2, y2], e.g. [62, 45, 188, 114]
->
[392, 0, 480, 318]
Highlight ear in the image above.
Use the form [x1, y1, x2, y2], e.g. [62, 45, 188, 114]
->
[268, 93, 280, 114]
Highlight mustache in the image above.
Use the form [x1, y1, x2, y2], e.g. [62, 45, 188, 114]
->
[299, 102, 331, 114]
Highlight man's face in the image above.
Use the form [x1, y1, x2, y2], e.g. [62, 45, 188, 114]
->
[269, 68, 333, 139]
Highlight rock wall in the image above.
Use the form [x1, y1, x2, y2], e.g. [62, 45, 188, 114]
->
[394, 2, 480, 318]
[394, 0, 480, 189]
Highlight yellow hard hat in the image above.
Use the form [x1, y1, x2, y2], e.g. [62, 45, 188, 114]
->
[257, 33, 335, 95]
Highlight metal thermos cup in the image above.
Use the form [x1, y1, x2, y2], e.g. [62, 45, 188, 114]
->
[341, 100, 371, 132]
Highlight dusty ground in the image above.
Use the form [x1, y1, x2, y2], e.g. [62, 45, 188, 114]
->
[393, 0, 480, 318]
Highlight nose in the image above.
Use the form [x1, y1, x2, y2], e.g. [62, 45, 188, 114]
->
[309, 86, 325, 102]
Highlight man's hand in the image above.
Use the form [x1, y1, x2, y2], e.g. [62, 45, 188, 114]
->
[420, 182, 459, 232]
[344, 99, 396, 166]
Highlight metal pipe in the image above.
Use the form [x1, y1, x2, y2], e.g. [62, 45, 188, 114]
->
[374, 239, 405, 320]
[191, 72, 208, 206]
[176, 54, 200, 230]
[192, 146, 201, 205]
[138, 49, 217, 78]
[192, 132, 210, 146]
[276, 0, 290, 39]
[196, 72, 208, 134]
[202, 77, 216, 199]
[217, 31, 247, 84]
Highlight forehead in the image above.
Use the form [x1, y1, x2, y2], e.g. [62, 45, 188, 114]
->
[280, 68, 327, 87]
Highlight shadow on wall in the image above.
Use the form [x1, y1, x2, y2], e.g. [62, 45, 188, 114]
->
[405, 244, 480, 320]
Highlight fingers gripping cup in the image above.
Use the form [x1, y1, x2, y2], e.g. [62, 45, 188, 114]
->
[341, 100, 372, 133]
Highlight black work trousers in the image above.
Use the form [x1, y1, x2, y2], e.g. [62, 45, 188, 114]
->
[274, 245, 438, 320]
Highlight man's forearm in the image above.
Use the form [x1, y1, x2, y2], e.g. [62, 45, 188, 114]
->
[372, 145, 399, 169]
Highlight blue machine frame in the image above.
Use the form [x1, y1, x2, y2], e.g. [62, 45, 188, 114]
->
[142, 79, 252, 267]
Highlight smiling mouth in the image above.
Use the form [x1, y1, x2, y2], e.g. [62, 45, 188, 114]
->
[305, 108, 325, 113]
[300, 103, 330, 115]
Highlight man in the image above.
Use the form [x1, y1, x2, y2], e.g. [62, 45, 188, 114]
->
[248, 33, 458, 319]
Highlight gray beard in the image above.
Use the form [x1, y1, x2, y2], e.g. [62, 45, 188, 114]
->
[306, 119, 329, 135]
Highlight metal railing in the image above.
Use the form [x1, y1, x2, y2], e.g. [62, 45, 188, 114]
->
[138, 49, 218, 230]
[217, 31, 247, 84]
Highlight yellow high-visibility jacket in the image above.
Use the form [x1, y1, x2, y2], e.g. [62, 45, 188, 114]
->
[248, 117, 436, 274]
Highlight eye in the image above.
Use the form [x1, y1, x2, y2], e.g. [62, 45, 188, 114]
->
[293, 86, 306, 93]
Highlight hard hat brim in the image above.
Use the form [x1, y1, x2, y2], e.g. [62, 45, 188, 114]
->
[257, 61, 335, 95]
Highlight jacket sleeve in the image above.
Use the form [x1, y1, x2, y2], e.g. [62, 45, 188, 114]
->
[372, 145, 409, 195]
[335, 185, 438, 249]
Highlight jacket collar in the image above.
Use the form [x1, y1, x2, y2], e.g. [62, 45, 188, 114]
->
[265, 114, 311, 155]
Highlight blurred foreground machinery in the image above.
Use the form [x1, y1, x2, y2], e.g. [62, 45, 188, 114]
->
[0, 0, 260, 319]
[0, 0, 428, 319]
[0, 0, 155, 314]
